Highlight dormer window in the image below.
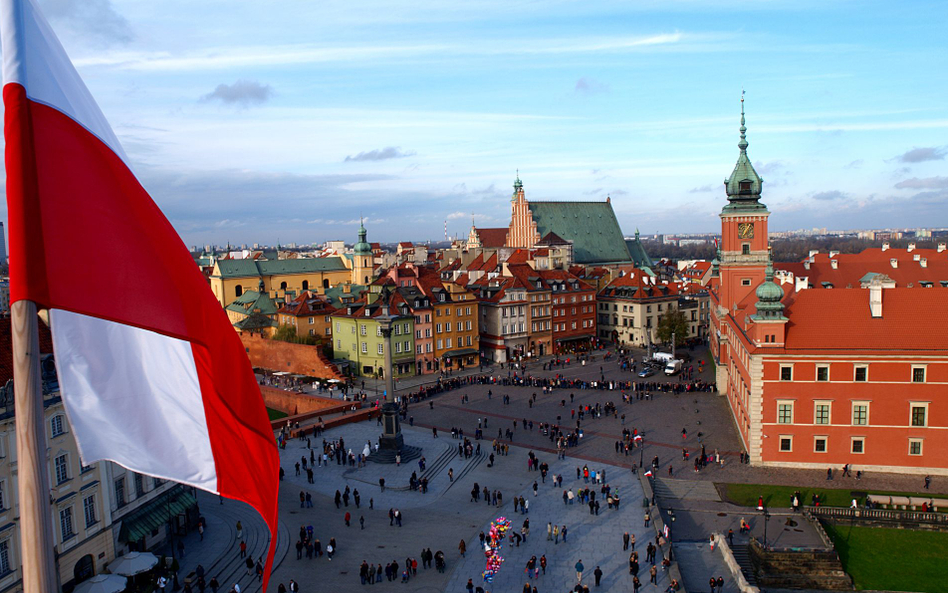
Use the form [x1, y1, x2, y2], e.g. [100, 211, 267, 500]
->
[739, 180, 751, 193]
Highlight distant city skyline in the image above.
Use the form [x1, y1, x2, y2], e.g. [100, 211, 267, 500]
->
[1, 0, 946, 245]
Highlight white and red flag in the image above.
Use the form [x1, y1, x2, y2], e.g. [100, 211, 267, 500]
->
[1, 0, 279, 586]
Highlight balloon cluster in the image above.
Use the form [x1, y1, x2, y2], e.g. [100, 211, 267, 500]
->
[482, 516, 511, 582]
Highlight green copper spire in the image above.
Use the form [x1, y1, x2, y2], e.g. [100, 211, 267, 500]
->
[724, 91, 765, 211]
[354, 218, 372, 255]
[514, 170, 522, 191]
[753, 261, 786, 319]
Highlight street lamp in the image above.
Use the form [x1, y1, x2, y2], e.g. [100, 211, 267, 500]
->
[762, 509, 770, 550]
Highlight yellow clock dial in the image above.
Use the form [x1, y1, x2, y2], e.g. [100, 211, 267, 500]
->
[737, 222, 755, 239]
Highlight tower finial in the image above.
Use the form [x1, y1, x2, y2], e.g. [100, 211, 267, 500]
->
[738, 89, 748, 152]
[513, 169, 523, 193]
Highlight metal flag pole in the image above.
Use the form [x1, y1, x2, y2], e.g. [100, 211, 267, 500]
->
[12, 300, 59, 591]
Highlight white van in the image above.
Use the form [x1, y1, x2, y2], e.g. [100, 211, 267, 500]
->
[664, 359, 683, 376]
[651, 352, 674, 364]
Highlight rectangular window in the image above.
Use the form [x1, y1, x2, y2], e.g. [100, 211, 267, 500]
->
[741, 278, 751, 286]
[114, 478, 126, 508]
[416, 330, 421, 339]
[84, 495, 97, 527]
[50, 415, 65, 437]
[437, 339, 443, 349]
[360, 324, 366, 335]
[395, 342, 401, 353]
[446, 338, 452, 348]
[0, 539, 9, 574]
[814, 437, 827, 453]
[436, 323, 442, 333]
[416, 345, 422, 354]
[779, 436, 792, 452]
[854, 366, 867, 382]
[909, 439, 923, 456]
[911, 404, 927, 427]
[135, 474, 145, 497]
[852, 403, 868, 426]
[912, 367, 926, 383]
[742, 244, 751, 255]
[851, 438, 865, 454]
[777, 402, 793, 424]
[467, 336, 473, 346]
[361, 342, 367, 354]
[60, 507, 75, 541]
[377, 343, 384, 355]
[55, 454, 69, 484]
[336, 339, 341, 350]
[394, 324, 400, 336]
[815, 403, 831, 425]
[816, 365, 829, 382]
[0, 482, 4, 510]
[457, 322, 463, 332]
[780, 365, 792, 381]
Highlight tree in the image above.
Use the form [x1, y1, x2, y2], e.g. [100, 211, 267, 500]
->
[656, 309, 689, 348]
[271, 323, 319, 346]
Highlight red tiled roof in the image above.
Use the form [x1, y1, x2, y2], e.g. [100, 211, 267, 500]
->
[399, 242, 413, 248]
[0, 316, 54, 386]
[781, 287, 948, 351]
[777, 248, 948, 289]
[505, 249, 532, 264]
[474, 228, 508, 248]
[277, 290, 336, 317]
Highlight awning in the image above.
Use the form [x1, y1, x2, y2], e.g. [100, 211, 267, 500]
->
[119, 488, 197, 543]
[441, 348, 479, 359]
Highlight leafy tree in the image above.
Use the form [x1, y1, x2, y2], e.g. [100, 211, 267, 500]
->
[271, 323, 319, 346]
[656, 309, 689, 347]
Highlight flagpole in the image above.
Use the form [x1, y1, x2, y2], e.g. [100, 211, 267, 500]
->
[11, 300, 59, 592]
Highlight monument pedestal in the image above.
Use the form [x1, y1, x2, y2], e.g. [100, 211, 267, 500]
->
[367, 402, 422, 464]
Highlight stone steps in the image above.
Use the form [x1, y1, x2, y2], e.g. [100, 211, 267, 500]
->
[730, 544, 758, 586]
[653, 477, 721, 502]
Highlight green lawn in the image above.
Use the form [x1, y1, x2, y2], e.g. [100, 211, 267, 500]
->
[718, 482, 932, 509]
[822, 522, 948, 592]
[267, 407, 288, 421]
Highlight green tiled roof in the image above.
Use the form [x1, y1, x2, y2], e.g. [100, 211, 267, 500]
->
[529, 201, 632, 265]
[225, 290, 279, 316]
[624, 233, 654, 269]
[215, 257, 348, 279]
[324, 284, 367, 308]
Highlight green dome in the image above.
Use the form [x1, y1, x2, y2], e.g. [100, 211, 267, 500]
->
[354, 222, 372, 255]
[756, 279, 784, 303]
[754, 263, 785, 318]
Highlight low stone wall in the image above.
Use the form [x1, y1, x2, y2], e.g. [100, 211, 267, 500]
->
[261, 386, 341, 416]
[241, 334, 346, 380]
[713, 532, 759, 593]
[809, 505, 948, 532]
[639, 473, 687, 592]
[748, 537, 853, 590]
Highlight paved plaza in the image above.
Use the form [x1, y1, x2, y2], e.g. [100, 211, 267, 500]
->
[171, 346, 948, 593]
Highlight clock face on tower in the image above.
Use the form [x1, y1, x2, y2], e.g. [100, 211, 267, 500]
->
[737, 222, 755, 240]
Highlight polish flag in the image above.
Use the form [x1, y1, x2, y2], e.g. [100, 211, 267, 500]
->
[644, 470, 653, 477]
[1, 0, 279, 587]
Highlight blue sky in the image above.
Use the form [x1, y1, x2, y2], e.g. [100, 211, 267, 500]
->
[3, 0, 948, 246]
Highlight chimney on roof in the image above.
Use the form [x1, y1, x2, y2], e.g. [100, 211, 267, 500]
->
[869, 278, 884, 318]
[908, 242, 916, 252]
[882, 242, 890, 251]
[809, 250, 819, 258]
[795, 276, 808, 292]
[803, 260, 810, 270]
[829, 250, 839, 258]
[913, 253, 921, 261]
[830, 259, 838, 269]
[938, 243, 946, 253]
[890, 258, 898, 268]
[920, 257, 928, 268]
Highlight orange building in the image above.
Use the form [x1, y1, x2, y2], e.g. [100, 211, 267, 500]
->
[710, 101, 948, 475]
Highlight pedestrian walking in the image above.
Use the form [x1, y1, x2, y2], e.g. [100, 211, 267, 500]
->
[594, 566, 603, 586]
[575, 560, 584, 583]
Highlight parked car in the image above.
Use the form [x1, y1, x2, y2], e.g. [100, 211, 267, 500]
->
[637, 368, 656, 378]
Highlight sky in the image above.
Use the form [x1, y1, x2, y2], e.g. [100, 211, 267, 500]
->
[2, 0, 948, 247]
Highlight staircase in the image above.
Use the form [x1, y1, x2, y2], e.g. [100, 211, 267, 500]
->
[730, 544, 758, 587]
[652, 477, 721, 502]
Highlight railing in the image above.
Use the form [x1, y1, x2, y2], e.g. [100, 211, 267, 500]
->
[807, 505, 948, 525]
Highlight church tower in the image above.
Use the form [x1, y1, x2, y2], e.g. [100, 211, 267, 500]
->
[718, 96, 770, 312]
[352, 220, 373, 285]
[507, 173, 540, 248]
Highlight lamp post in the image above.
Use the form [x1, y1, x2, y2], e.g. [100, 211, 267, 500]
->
[762, 509, 770, 550]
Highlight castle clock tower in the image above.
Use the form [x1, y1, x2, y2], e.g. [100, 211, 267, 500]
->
[717, 96, 769, 312]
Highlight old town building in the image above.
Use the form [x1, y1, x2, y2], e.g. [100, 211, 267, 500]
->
[538, 269, 597, 354]
[330, 288, 416, 379]
[597, 271, 682, 347]
[277, 290, 337, 341]
[710, 101, 948, 474]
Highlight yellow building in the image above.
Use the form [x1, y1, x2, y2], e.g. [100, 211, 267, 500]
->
[210, 257, 351, 308]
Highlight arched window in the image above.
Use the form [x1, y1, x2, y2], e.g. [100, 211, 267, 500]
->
[323, 279, 330, 289]
[363, 258, 368, 267]
[364, 276, 369, 284]
[302, 280, 309, 290]
[235, 284, 243, 297]
[280, 281, 288, 290]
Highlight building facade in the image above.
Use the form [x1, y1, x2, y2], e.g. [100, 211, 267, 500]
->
[597, 272, 682, 347]
[709, 101, 948, 474]
[331, 290, 416, 379]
